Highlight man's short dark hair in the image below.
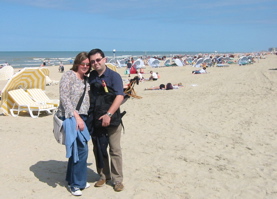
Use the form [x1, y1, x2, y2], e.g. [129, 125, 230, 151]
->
[88, 48, 105, 59]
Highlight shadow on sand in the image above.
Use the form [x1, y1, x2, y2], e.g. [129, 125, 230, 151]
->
[30, 160, 99, 188]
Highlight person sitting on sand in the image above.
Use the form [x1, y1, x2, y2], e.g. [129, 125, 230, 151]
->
[148, 71, 158, 81]
[156, 72, 160, 79]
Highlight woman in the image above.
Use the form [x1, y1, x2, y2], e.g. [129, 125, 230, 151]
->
[56, 52, 91, 196]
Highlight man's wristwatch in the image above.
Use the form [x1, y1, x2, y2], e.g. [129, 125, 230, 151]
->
[106, 112, 113, 117]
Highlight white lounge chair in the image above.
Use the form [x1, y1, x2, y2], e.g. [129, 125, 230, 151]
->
[8, 89, 56, 118]
[26, 88, 59, 107]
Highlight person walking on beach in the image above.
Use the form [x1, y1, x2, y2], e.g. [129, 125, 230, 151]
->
[126, 60, 132, 77]
[59, 61, 64, 72]
[56, 52, 91, 196]
[87, 48, 125, 192]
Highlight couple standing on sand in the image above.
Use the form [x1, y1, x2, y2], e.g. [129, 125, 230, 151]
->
[56, 48, 124, 196]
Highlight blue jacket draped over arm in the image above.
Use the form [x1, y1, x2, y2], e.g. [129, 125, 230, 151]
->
[63, 117, 91, 163]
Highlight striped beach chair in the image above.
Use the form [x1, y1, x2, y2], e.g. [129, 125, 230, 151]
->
[8, 89, 56, 118]
[26, 88, 59, 107]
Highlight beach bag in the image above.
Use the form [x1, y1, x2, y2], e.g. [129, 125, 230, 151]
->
[53, 113, 65, 144]
[90, 82, 126, 128]
[94, 91, 123, 128]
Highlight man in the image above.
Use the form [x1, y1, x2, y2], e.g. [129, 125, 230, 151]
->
[87, 49, 124, 192]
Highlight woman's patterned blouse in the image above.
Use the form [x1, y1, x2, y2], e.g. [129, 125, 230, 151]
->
[57, 70, 90, 118]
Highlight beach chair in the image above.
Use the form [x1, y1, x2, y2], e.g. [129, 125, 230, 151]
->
[124, 76, 142, 99]
[8, 89, 56, 118]
[26, 88, 59, 107]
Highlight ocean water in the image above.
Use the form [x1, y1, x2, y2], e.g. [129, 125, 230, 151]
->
[0, 51, 212, 68]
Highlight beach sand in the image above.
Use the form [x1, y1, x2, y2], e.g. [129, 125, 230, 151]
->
[1, 55, 277, 199]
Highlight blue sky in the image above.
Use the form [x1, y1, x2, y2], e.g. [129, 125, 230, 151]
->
[0, 0, 276, 52]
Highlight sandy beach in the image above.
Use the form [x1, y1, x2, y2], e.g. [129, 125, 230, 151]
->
[1, 54, 277, 199]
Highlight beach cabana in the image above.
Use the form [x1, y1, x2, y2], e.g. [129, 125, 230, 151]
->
[132, 59, 145, 69]
[107, 58, 117, 66]
[117, 59, 127, 68]
[0, 65, 14, 80]
[238, 56, 249, 65]
[186, 57, 193, 65]
[148, 58, 160, 68]
[173, 59, 184, 67]
[203, 58, 212, 67]
[193, 58, 204, 67]
[164, 59, 175, 67]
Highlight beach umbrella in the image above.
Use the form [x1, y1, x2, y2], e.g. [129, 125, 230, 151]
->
[0, 67, 46, 115]
[39, 67, 50, 76]
[105, 63, 117, 72]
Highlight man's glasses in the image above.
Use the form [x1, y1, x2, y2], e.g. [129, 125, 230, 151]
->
[90, 58, 103, 64]
[80, 62, 90, 66]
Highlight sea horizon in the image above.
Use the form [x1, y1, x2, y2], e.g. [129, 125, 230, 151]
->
[0, 50, 239, 68]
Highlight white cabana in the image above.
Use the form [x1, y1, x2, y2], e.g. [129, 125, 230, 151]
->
[164, 59, 174, 67]
[238, 56, 249, 65]
[117, 59, 127, 68]
[148, 58, 160, 68]
[203, 58, 212, 67]
[132, 58, 145, 69]
[173, 59, 184, 66]
[193, 58, 204, 67]
[183, 57, 193, 65]
[0, 65, 14, 80]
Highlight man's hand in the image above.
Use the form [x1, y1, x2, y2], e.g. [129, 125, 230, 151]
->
[100, 114, 111, 127]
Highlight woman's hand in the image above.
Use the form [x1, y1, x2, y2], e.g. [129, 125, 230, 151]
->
[74, 110, 85, 131]
[76, 117, 85, 131]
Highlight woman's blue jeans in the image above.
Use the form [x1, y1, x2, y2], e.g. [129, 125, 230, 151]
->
[65, 115, 88, 189]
